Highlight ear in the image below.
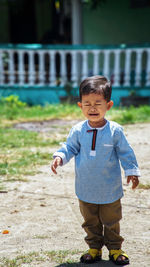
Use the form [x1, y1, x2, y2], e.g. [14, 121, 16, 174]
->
[77, 102, 82, 108]
[107, 100, 113, 110]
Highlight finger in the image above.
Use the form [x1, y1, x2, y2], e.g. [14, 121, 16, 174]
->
[54, 158, 61, 169]
[57, 157, 62, 165]
[132, 182, 137, 189]
[131, 176, 139, 188]
[51, 164, 57, 174]
[51, 158, 61, 174]
[132, 178, 139, 189]
[127, 176, 131, 184]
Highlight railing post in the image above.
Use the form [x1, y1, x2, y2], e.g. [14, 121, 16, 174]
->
[124, 49, 131, 87]
[0, 50, 4, 85]
[146, 48, 150, 86]
[8, 50, 15, 85]
[135, 49, 143, 87]
[28, 51, 35, 85]
[113, 50, 121, 87]
[71, 51, 78, 87]
[93, 50, 99, 75]
[18, 51, 25, 85]
[103, 50, 110, 78]
[60, 51, 66, 86]
[39, 51, 45, 85]
[81, 50, 88, 80]
[49, 51, 56, 86]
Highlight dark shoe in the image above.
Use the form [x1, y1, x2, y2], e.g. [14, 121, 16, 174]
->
[109, 249, 129, 265]
[80, 248, 102, 264]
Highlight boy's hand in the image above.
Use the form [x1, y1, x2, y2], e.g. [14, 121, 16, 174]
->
[127, 175, 139, 189]
[51, 157, 62, 174]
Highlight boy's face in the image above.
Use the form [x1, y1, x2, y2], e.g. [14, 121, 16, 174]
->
[78, 93, 113, 128]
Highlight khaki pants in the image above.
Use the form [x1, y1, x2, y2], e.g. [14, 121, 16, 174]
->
[79, 199, 124, 250]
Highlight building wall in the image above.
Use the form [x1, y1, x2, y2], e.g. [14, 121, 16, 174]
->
[83, 0, 150, 45]
[0, 2, 9, 43]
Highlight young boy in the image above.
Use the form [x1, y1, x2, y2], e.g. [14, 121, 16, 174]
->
[51, 75, 140, 265]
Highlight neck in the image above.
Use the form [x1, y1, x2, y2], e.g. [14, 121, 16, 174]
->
[88, 118, 106, 128]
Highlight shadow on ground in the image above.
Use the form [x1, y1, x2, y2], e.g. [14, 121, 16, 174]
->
[55, 259, 125, 266]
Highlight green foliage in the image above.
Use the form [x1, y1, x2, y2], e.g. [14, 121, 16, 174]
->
[1, 95, 26, 108]
[0, 95, 27, 120]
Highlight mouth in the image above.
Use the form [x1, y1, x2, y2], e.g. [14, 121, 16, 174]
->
[88, 113, 99, 116]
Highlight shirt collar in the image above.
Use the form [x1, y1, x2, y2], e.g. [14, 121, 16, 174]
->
[87, 120, 108, 130]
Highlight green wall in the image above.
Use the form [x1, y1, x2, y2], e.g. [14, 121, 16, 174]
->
[1, 85, 150, 106]
[0, 2, 9, 42]
[83, 0, 150, 45]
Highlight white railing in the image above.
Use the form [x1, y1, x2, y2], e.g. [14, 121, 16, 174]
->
[0, 44, 150, 88]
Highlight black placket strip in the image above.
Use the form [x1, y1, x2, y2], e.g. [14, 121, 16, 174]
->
[87, 129, 98, 151]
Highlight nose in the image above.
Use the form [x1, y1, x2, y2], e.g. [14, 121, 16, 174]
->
[90, 105, 97, 110]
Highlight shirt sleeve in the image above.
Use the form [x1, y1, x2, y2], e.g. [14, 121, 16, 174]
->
[114, 127, 141, 177]
[53, 126, 80, 165]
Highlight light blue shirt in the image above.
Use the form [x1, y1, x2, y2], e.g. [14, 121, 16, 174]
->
[53, 120, 140, 204]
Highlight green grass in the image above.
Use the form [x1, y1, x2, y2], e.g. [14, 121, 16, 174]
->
[0, 249, 82, 266]
[138, 183, 150, 190]
[0, 151, 53, 181]
[0, 98, 68, 182]
[0, 128, 62, 149]
[1, 95, 150, 125]
[107, 105, 150, 125]
[0, 126, 61, 182]
[0, 96, 82, 122]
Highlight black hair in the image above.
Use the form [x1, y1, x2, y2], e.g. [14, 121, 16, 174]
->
[79, 75, 112, 102]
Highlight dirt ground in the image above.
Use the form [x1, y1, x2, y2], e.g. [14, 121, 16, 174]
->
[0, 121, 150, 267]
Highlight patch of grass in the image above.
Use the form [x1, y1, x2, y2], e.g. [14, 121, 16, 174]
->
[0, 96, 150, 125]
[138, 183, 150, 190]
[107, 105, 150, 125]
[0, 252, 45, 267]
[0, 115, 65, 187]
[0, 123, 64, 185]
[0, 151, 53, 181]
[0, 181, 6, 191]
[0, 128, 62, 149]
[0, 97, 82, 122]
[0, 250, 82, 266]
[0, 101, 67, 185]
